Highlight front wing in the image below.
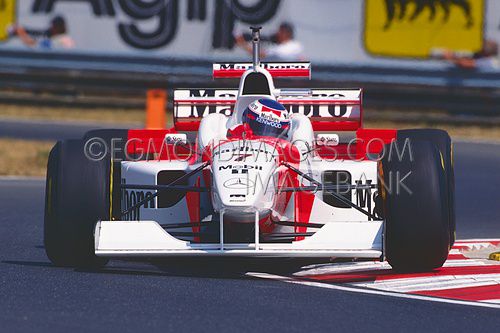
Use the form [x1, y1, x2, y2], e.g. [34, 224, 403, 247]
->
[94, 219, 383, 258]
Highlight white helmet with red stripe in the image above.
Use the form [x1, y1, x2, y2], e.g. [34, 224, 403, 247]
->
[243, 98, 290, 137]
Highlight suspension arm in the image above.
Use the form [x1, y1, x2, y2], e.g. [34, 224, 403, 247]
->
[282, 162, 381, 221]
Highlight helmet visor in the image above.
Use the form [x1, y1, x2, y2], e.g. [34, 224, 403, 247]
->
[245, 108, 290, 138]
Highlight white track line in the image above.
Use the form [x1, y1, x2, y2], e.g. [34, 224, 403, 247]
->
[292, 259, 495, 277]
[293, 261, 391, 276]
[482, 299, 500, 304]
[442, 259, 500, 267]
[247, 272, 500, 309]
[351, 273, 500, 292]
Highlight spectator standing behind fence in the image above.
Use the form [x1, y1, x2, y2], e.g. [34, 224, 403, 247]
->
[432, 40, 499, 70]
[235, 22, 305, 61]
[7, 15, 75, 50]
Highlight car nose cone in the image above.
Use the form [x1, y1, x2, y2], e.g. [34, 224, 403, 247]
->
[223, 178, 255, 189]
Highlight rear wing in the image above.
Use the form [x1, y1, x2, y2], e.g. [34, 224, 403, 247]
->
[174, 88, 363, 132]
[213, 62, 311, 79]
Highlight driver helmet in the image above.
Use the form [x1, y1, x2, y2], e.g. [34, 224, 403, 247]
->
[243, 98, 290, 137]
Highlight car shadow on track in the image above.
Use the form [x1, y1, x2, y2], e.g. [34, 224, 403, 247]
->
[86, 258, 334, 279]
[2, 260, 54, 268]
[151, 257, 332, 278]
[1, 257, 333, 280]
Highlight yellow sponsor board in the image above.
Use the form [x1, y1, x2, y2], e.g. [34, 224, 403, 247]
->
[364, 0, 484, 58]
[0, 0, 16, 42]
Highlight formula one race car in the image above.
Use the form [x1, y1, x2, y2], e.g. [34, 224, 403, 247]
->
[44, 28, 455, 271]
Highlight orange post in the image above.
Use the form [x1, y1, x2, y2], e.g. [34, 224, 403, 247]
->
[146, 89, 167, 129]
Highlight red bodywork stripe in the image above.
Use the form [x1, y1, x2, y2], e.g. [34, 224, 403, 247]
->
[186, 177, 201, 242]
[175, 119, 362, 132]
[213, 69, 311, 78]
[294, 191, 315, 241]
[355, 128, 398, 160]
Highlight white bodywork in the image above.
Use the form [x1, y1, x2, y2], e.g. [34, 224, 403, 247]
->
[95, 61, 384, 259]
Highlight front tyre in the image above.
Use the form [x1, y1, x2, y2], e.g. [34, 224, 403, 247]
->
[397, 129, 455, 245]
[381, 139, 450, 271]
[44, 139, 114, 268]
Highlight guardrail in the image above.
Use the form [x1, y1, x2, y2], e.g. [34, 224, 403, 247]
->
[0, 50, 499, 114]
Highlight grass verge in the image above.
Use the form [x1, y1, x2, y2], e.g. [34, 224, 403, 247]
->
[0, 139, 53, 177]
[0, 104, 145, 125]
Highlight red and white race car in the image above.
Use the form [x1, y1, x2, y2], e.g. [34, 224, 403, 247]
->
[44, 28, 455, 271]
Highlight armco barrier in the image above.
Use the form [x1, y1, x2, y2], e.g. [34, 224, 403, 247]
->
[0, 50, 498, 114]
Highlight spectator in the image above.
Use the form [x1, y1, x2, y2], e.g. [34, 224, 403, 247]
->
[235, 22, 305, 61]
[433, 40, 498, 70]
[8, 15, 75, 50]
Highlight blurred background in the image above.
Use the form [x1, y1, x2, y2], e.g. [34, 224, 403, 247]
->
[0, 0, 498, 176]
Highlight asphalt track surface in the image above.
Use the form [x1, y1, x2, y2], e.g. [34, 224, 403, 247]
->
[0, 141, 499, 332]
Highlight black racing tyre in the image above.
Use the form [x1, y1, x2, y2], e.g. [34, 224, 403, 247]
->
[397, 129, 455, 245]
[44, 130, 127, 268]
[83, 129, 129, 220]
[381, 139, 450, 271]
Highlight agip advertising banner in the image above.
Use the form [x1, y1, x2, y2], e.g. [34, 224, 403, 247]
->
[0, 0, 499, 67]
